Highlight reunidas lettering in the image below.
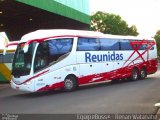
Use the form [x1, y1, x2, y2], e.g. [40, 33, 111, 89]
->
[85, 52, 123, 62]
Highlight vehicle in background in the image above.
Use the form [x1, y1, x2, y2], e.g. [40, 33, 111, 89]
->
[0, 32, 18, 82]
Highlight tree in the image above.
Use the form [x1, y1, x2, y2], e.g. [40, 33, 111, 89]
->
[154, 30, 160, 61]
[90, 11, 139, 36]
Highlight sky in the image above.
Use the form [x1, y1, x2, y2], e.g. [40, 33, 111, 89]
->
[89, 0, 160, 37]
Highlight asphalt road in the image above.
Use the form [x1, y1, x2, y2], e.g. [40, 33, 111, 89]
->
[0, 69, 160, 115]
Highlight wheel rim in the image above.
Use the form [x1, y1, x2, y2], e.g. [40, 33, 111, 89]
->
[133, 70, 138, 80]
[140, 69, 146, 78]
[65, 79, 73, 90]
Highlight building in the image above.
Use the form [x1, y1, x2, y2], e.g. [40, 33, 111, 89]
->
[0, 0, 90, 41]
[0, 0, 90, 82]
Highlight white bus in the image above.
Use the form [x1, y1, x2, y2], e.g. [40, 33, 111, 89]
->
[10, 29, 158, 92]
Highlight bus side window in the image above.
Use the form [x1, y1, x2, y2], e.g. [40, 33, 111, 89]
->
[120, 39, 133, 50]
[139, 44, 147, 50]
[99, 38, 120, 50]
[149, 41, 155, 50]
[48, 39, 73, 55]
[77, 38, 99, 51]
[34, 42, 49, 72]
[140, 42, 154, 50]
[48, 38, 73, 63]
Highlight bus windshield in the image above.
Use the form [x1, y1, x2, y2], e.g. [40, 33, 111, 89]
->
[12, 42, 36, 77]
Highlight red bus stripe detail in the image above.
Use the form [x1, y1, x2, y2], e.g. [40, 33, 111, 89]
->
[37, 81, 64, 92]
[14, 70, 49, 85]
[123, 40, 155, 67]
[78, 59, 158, 85]
[36, 59, 158, 92]
[6, 42, 19, 47]
[126, 43, 155, 67]
[24, 35, 101, 45]
[25, 35, 78, 45]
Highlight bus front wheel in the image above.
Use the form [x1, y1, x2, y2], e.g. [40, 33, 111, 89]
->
[64, 76, 77, 91]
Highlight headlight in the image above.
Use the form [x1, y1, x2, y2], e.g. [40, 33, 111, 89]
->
[24, 81, 32, 85]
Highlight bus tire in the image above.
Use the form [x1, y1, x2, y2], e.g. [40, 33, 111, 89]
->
[139, 67, 147, 80]
[64, 75, 77, 91]
[131, 68, 139, 81]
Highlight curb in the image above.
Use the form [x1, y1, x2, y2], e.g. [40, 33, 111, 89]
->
[0, 83, 9, 89]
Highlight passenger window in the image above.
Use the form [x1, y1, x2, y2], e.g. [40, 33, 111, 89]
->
[139, 44, 147, 50]
[120, 39, 133, 50]
[148, 41, 155, 50]
[48, 38, 73, 62]
[48, 38, 73, 55]
[34, 41, 49, 72]
[77, 38, 99, 51]
[99, 38, 120, 50]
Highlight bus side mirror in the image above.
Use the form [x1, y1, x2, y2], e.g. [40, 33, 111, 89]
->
[23, 44, 29, 53]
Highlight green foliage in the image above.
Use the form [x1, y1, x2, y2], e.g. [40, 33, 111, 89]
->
[90, 11, 139, 36]
[154, 30, 160, 61]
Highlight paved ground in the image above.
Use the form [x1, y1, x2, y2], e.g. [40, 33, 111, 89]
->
[0, 66, 160, 119]
[0, 74, 160, 115]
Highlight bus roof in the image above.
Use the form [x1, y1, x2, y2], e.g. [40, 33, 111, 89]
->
[20, 29, 103, 42]
[104, 34, 154, 41]
[20, 29, 154, 43]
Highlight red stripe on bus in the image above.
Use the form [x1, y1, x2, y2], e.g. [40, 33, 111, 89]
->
[24, 35, 102, 45]
[123, 40, 155, 67]
[36, 59, 158, 92]
[6, 42, 19, 47]
[14, 70, 49, 85]
[78, 59, 158, 85]
[37, 81, 64, 92]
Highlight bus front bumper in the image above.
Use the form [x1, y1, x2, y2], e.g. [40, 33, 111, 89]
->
[10, 80, 35, 92]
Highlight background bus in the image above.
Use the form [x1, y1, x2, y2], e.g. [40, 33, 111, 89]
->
[0, 50, 15, 82]
[0, 32, 17, 82]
